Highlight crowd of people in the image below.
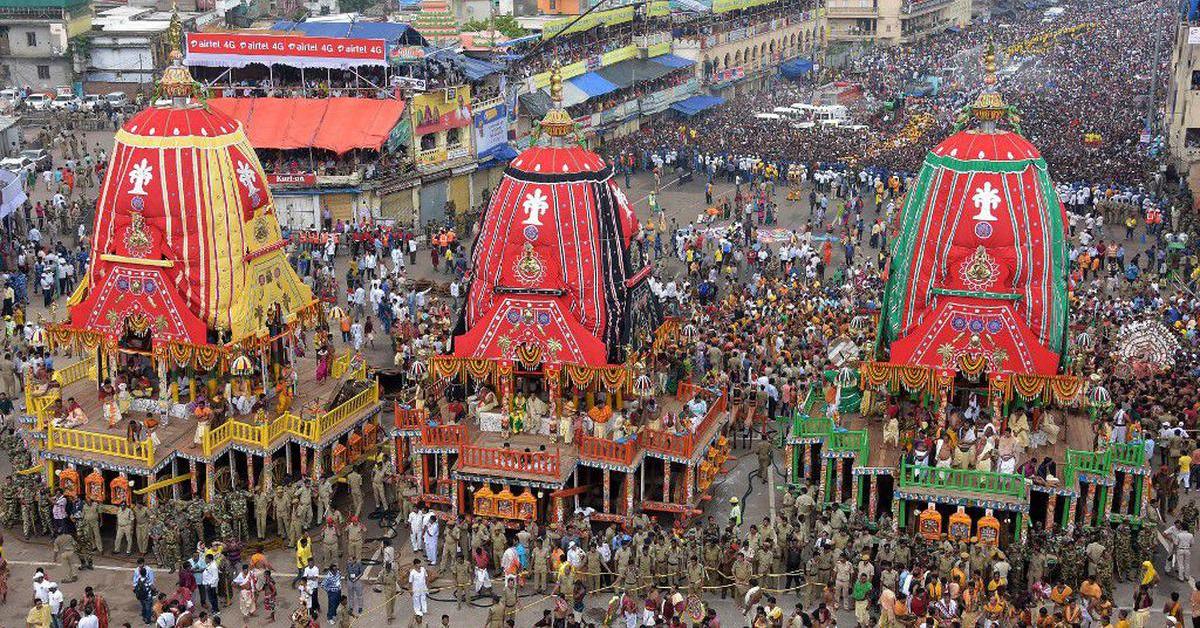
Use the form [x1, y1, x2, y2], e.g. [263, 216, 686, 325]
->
[4, 0, 1200, 626]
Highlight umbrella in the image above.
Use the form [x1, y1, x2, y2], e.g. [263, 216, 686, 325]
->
[230, 354, 255, 376]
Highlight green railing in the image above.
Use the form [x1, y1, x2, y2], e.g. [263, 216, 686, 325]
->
[791, 415, 834, 439]
[1111, 441, 1146, 467]
[1064, 449, 1110, 484]
[897, 461, 1027, 499]
[828, 429, 870, 459]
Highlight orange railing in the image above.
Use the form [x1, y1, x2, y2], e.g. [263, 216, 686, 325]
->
[643, 390, 728, 459]
[395, 404, 427, 430]
[420, 423, 467, 448]
[460, 445, 561, 477]
[579, 434, 639, 467]
[676, 381, 703, 402]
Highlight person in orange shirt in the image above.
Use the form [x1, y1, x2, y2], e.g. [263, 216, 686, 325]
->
[1079, 577, 1102, 602]
[1049, 582, 1073, 607]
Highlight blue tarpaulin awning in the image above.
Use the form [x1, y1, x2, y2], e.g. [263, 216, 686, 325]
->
[779, 58, 814, 79]
[653, 53, 694, 69]
[670, 94, 725, 116]
[271, 20, 428, 46]
[428, 50, 503, 81]
[569, 72, 619, 98]
[479, 144, 520, 167]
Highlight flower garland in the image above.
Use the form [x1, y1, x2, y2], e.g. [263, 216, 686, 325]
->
[989, 372, 1084, 406]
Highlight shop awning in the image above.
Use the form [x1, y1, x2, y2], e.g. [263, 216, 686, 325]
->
[670, 94, 725, 116]
[779, 58, 814, 79]
[479, 144, 520, 168]
[597, 58, 677, 88]
[568, 71, 620, 98]
[653, 53, 695, 69]
[519, 91, 553, 118]
[209, 97, 407, 155]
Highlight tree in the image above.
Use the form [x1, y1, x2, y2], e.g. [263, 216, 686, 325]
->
[462, 14, 528, 38]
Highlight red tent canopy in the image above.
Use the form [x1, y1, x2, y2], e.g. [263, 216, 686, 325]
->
[208, 97, 406, 154]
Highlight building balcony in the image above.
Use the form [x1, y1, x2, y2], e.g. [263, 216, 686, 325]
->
[902, 0, 953, 14]
[825, 0, 878, 17]
[827, 28, 879, 40]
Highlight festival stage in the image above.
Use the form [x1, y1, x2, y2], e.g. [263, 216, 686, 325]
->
[26, 353, 382, 501]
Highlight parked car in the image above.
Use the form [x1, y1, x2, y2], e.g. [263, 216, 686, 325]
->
[24, 94, 51, 111]
[104, 91, 129, 110]
[20, 149, 51, 171]
[0, 155, 31, 173]
[0, 89, 22, 110]
[49, 93, 79, 111]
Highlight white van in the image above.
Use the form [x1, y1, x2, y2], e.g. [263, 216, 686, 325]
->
[813, 104, 849, 122]
[25, 93, 51, 111]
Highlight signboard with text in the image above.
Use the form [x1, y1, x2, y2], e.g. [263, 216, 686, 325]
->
[267, 173, 317, 187]
[185, 32, 387, 69]
[473, 103, 509, 161]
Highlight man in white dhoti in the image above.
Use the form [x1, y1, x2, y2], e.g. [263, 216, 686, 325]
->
[423, 516, 440, 566]
[408, 506, 424, 552]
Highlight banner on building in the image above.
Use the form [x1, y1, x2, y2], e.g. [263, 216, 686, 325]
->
[708, 66, 745, 85]
[411, 85, 473, 136]
[712, 0, 779, 13]
[473, 103, 508, 161]
[542, 6, 635, 39]
[185, 32, 387, 69]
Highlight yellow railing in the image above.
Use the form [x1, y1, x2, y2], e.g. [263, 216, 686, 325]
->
[314, 382, 379, 440]
[28, 393, 59, 429]
[46, 422, 155, 465]
[52, 356, 94, 388]
[200, 380, 380, 455]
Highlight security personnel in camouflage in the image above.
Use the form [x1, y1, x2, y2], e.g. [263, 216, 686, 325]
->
[149, 509, 167, 568]
[186, 499, 206, 546]
[1114, 523, 1135, 582]
[18, 479, 36, 539]
[228, 490, 248, 542]
[1, 476, 17, 528]
[161, 512, 181, 571]
[74, 505, 96, 570]
[36, 485, 52, 536]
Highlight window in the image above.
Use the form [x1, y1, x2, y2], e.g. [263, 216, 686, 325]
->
[420, 133, 436, 151]
[25, 31, 35, 47]
[446, 128, 461, 146]
[1192, 70, 1200, 90]
[36, 65, 50, 80]
[1186, 128, 1200, 149]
